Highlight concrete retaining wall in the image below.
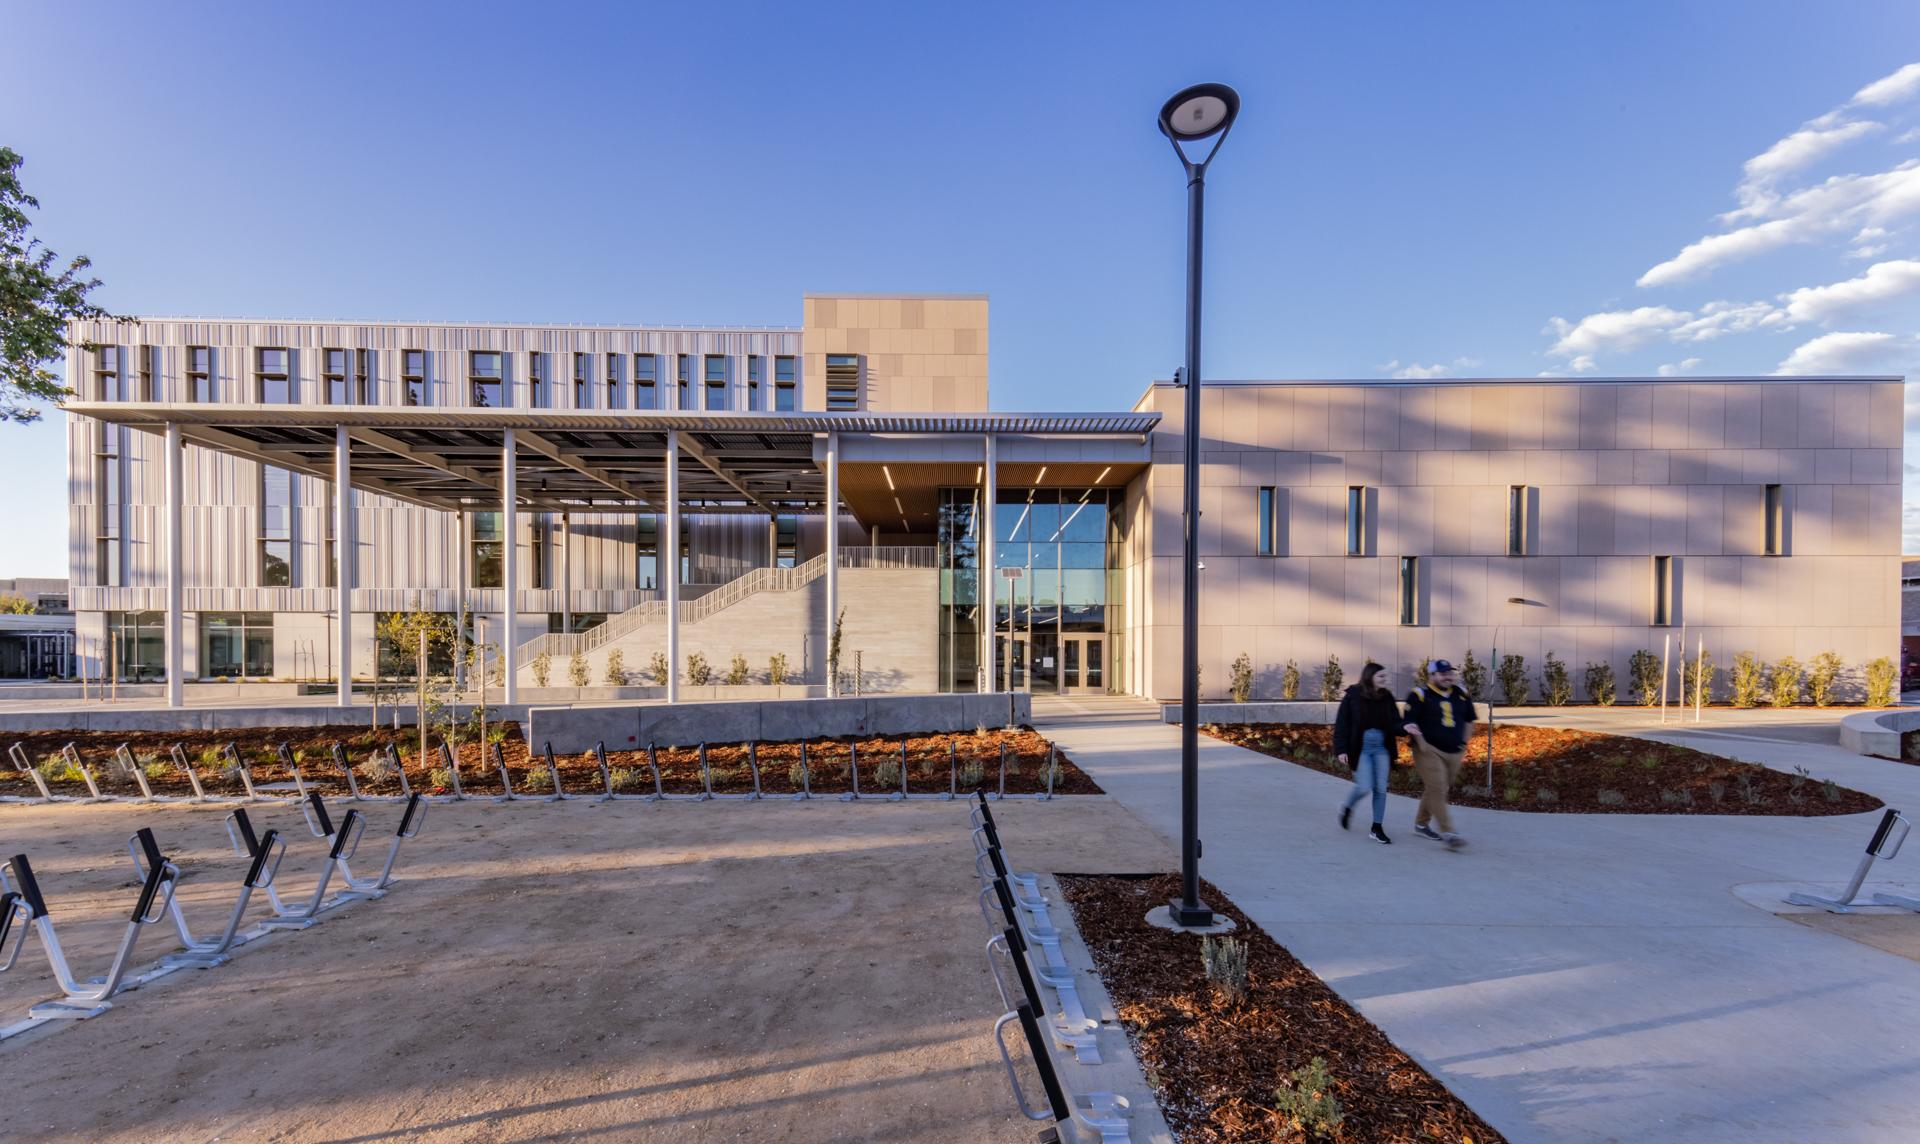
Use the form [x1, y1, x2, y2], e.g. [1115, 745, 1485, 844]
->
[528, 692, 1033, 753]
[1162, 700, 1493, 724]
[1839, 708, 1916, 758]
[0, 703, 532, 735]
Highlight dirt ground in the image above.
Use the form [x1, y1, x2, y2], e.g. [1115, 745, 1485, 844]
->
[0, 794, 1171, 1142]
[1787, 910, 1920, 963]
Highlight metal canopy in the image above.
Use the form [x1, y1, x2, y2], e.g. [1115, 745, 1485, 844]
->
[64, 403, 1160, 515]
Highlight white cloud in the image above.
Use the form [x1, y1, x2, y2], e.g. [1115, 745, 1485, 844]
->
[1545, 306, 1689, 360]
[1772, 330, 1906, 374]
[1388, 356, 1482, 379]
[1567, 354, 1597, 373]
[1852, 61, 1920, 107]
[1777, 259, 1920, 325]
[1657, 358, 1705, 377]
[1848, 225, 1893, 257]
[1638, 162, 1920, 287]
[1670, 300, 1780, 340]
[1736, 119, 1881, 211]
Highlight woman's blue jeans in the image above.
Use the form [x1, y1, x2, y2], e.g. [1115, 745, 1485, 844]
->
[1342, 728, 1389, 824]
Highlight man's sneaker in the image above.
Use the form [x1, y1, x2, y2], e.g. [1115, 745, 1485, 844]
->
[1339, 805, 1353, 831]
[1413, 824, 1443, 842]
[1369, 824, 1392, 845]
[1443, 833, 1466, 850]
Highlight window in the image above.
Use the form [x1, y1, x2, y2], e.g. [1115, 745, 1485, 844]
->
[528, 352, 548, 409]
[137, 345, 156, 401]
[573, 353, 590, 408]
[1399, 557, 1419, 625]
[94, 424, 121, 585]
[636, 514, 657, 589]
[257, 348, 291, 403]
[605, 353, 624, 410]
[93, 346, 121, 401]
[1652, 555, 1675, 626]
[471, 512, 504, 589]
[187, 346, 213, 402]
[1346, 486, 1366, 556]
[528, 517, 547, 589]
[354, 349, 374, 404]
[676, 354, 691, 408]
[323, 348, 349, 404]
[548, 613, 607, 634]
[402, 350, 425, 406]
[747, 354, 762, 410]
[634, 354, 657, 409]
[1507, 485, 1530, 556]
[775, 514, 798, 568]
[470, 351, 504, 407]
[774, 355, 797, 411]
[1257, 487, 1278, 555]
[260, 466, 293, 586]
[108, 611, 166, 681]
[825, 354, 860, 410]
[375, 611, 458, 676]
[1764, 484, 1785, 555]
[201, 613, 274, 679]
[704, 354, 727, 410]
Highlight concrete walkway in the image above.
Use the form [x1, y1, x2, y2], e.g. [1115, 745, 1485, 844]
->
[1032, 696, 1920, 1144]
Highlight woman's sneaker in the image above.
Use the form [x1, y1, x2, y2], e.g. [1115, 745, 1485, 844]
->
[1413, 824, 1443, 842]
[1339, 805, 1353, 831]
[1369, 824, 1392, 845]
[1443, 833, 1466, 850]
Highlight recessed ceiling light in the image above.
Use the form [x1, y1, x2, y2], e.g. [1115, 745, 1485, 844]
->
[1035, 466, 1048, 483]
[1095, 466, 1111, 484]
[975, 465, 983, 482]
[883, 465, 895, 490]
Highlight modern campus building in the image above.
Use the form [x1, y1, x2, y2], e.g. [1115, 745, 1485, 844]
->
[61, 293, 1903, 706]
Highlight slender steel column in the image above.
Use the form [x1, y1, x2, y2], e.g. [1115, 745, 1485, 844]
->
[1174, 162, 1210, 923]
[561, 511, 572, 636]
[665, 431, 680, 703]
[824, 431, 840, 696]
[502, 429, 519, 704]
[455, 510, 468, 691]
[981, 434, 997, 693]
[164, 420, 184, 708]
[335, 425, 353, 706]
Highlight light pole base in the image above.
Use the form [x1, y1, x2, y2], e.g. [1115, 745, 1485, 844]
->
[1150, 902, 1235, 934]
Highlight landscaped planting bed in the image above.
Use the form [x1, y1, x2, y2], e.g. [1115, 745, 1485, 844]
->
[1206, 722, 1878, 815]
[0, 725, 1100, 799]
[1060, 872, 1504, 1143]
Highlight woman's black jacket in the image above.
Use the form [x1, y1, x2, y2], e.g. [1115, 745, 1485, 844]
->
[1332, 683, 1402, 765]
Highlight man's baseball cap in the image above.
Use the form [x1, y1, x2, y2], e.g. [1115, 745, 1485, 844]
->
[1429, 659, 1455, 674]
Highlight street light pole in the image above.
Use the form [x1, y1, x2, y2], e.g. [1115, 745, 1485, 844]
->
[1160, 82, 1240, 929]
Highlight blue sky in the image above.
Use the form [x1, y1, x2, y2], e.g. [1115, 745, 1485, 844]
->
[3, 1, 1918, 577]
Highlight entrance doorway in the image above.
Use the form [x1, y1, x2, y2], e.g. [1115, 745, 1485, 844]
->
[997, 631, 1105, 695]
[1059, 634, 1105, 695]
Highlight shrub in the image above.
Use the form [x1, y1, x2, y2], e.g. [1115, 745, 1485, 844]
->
[786, 759, 808, 788]
[687, 651, 712, 686]
[874, 759, 901, 788]
[959, 760, 985, 788]
[522, 766, 553, 791]
[428, 767, 454, 791]
[1320, 655, 1343, 702]
[567, 652, 590, 688]
[650, 651, 671, 686]
[1229, 652, 1253, 703]
[1680, 649, 1716, 707]
[603, 649, 627, 687]
[1865, 656, 1898, 707]
[1806, 651, 1843, 707]
[1536, 787, 1559, 804]
[1583, 661, 1616, 706]
[1496, 654, 1529, 706]
[1459, 649, 1486, 700]
[1597, 789, 1627, 807]
[531, 652, 552, 688]
[1280, 659, 1300, 701]
[1731, 652, 1763, 708]
[1273, 1057, 1345, 1139]
[1038, 753, 1063, 788]
[1628, 649, 1662, 706]
[726, 653, 750, 686]
[768, 652, 790, 686]
[143, 758, 171, 781]
[609, 766, 645, 793]
[1769, 656, 1802, 708]
[1200, 935, 1249, 1005]
[1542, 652, 1572, 706]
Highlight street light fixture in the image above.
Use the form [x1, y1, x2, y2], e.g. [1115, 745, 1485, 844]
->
[1160, 82, 1240, 929]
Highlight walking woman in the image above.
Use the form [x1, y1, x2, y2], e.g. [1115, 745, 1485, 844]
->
[1335, 661, 1402, 844]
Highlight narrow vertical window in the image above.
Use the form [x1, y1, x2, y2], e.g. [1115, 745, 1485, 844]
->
[1399, 556, 1419, 625]
[605, 353, 624, 409]
[704, 354, 727, 410]
[825, 354, 860, 410]
[528, 352, 546, 408]
[528, 517, 547, 590]
[260, 467, 293, 586]
[256, 348, 291, 403]
[573, 353, 589, 408]
[354, 349, 373, 404]
[1764, 484, 1784, 555]
[1652, 555, 1674, 626]
[747, 354, 762, 410]
[93, 346, 121, 401]
[1346, 485, 1366, 556]
[402, 349, 426, 406]
[1257, 486, 1277, 555]
[187, 346, 212, 402]
[1507, 484, 1529, 556]
[634, 354, 657, 409]
[469, 351, 504, 407]
[774, 355, 797, 411]
[636, 515, 658, 589]
[775, 514, 798, 567]
[676, 354, 691, 408]
[95, 424, 121, 585]
[137, 346, 155, 401]
[471, 512, 503, 589]
[323, 348, 349, 405]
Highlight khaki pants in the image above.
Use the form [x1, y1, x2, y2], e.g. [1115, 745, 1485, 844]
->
[1412, 740, 1465, 834]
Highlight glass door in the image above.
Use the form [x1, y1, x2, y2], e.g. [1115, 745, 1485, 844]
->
[1059, 635, 1106, 695]
[996, 633, 1029, 691]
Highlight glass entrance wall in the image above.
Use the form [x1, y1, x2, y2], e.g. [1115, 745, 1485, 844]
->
[108, 611, 166, 681]
[937, 487, 1119, 693]
[201, 612, 274, 678]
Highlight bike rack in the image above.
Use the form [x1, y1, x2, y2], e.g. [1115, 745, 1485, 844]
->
[993, 1000, 1131, 1143]
[275, 743, 311, 798]
[536, 742, 571, 801]
[224, 743, 264, 801]
[62, 744, 107, 803]
[112, 745, 157, 802]
[432, 742, 465, 802]
[170, 744, 212, 802]
[791, 742, 812, 801]
[255, 791, 373, 929]
[6, 743, 57, 803]
[986, 924, 1100, 1063]
[127, 825, 285, 969]
[703, 742, 758, 801]
[332, 742, 366, 802]
[0, 847, 180, 1022]
[839, 742, 865, 802]
[488, 742, 523, 801]
[1787, 808, 1911, 912]
[334, 793, 427, 896]
[645, 742, 700, 802]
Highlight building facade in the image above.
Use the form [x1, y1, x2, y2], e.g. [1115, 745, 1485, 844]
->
[63, 293, 1902, 705]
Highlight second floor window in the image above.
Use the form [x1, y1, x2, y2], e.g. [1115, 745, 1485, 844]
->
[528, 352, 547, 408]
[747, 354, 762, 410]
[775, 514, 798, 568]
[260, 466, 293, 586]
[573, 353, 589, 408]
[1257, 486, 1278, 555]
[137, 345, 156, 401]
[94, 346, 122, 400]
[775, 355, 797, 411]
[324, 348, 349, 404]
[354, 349, 374, 404]
[257, 348, 291, 403]
[825, 354, 860, 410]
[470, 351, 504, 407]
[635, 354, 657, 409]
[1652, 555, 1675, 626]
[1764, 484, 1785, 555]
[1346, 486, 1367, 556]
[471, 512, 503, 589]
[1399, 556, 1419, 625]
[606, 353, 625, 410]
[676, 355, 691, 407]
[402, 350, 426, 406]
[705, 354, 727, 410]
[1507, 485, 1530, 556]
[187, 346, 213, 402]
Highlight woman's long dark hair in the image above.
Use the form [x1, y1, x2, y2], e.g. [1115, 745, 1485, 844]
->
[1359, 661, 1386, 696]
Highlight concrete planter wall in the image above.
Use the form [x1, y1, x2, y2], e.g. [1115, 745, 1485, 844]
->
[1162, 700, 1493, 725]
[528, 692, 1033, 753]
[1839, 708, 1917, 758]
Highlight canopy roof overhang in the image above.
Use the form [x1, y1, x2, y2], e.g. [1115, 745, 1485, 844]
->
[64, 403, 1160, 521]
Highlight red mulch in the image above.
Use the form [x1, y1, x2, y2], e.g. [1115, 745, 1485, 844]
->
[1, 725, 1099, 799]
[1206, 723, 1878, 816]
[1059, 873, 1503, 1143]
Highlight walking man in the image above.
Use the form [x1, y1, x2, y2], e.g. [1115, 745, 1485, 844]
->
[1402, 659, 1476, 849]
